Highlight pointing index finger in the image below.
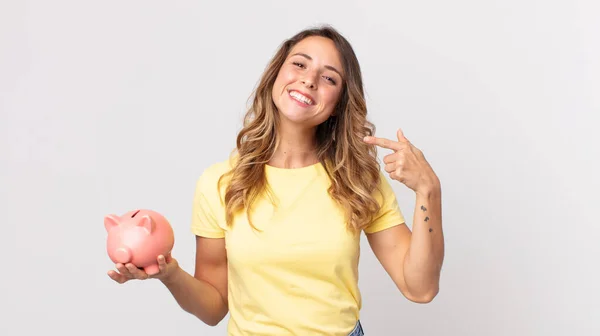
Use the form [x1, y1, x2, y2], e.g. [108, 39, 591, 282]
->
[363, 136, 403, 151]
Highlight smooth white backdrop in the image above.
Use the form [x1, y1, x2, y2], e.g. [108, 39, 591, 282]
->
[2, 0, 598, 335]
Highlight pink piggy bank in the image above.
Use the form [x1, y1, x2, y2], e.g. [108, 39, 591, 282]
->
[104, 209, 174, 275]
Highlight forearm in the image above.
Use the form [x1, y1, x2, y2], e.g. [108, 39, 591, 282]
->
[403, 185, 444, 300]
[161, 267, 228, 326]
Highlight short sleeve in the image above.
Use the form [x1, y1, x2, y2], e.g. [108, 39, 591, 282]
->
[363, 172, 406, 234]
[190, 167, 226, 238]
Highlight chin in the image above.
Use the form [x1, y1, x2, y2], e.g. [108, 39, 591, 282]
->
[274, 100, 308, 122]
[279, 109, 314, 125]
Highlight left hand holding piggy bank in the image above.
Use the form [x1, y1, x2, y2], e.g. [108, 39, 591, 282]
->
[108, 253, 180, 284]
[104, 209, 179, 283]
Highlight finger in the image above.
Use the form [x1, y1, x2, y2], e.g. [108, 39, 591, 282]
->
[126, 263, 149, 280]
[383, 152, 399, 164]
[157, 255, 168, 273]
[384, 163, 395, 173]
[390, 163, 406, 178]
[363, 136, 402, 151]
[116, 263, 133, 278]
[107, 270, 129, 284]
[396, 128, 410, 143]
[391, 168, 405, 182]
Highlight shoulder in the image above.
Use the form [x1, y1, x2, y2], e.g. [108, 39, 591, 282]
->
[195, 155, 237, 196]
[201, 158, 234, 181]
[362, 171, 405, 234]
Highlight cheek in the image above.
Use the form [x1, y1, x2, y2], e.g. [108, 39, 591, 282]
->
[273, 69, 295, 94]
[322, 88, 343, 109]
[277, 67, 297, 83]
[282, 69, 298, 84]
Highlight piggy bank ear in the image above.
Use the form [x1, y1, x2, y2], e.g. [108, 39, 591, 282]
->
[104, 214, 120, 232]
[136, 215, 155, 234]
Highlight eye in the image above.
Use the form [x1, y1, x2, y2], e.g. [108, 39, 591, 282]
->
[323, 76, 336, 85]
[293, 62, 305, 68]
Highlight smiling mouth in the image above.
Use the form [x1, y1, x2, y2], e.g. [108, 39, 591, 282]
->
[288, 90, 314, 105]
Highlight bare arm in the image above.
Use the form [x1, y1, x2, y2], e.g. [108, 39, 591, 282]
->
[364, 129, 444, 303]
[367, 186, 444, 303]
[404, 188, 444, 299]
[161, 236, 229, 326]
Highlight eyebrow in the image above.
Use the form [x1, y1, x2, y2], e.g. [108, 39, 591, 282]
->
[291, 52, 343, 79]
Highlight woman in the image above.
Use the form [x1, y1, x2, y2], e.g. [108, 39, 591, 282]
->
[108, 25, 444, 336]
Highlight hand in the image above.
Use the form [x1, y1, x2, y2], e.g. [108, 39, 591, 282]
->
[364, 128, 440, 195]
[107, 253, 180, 284]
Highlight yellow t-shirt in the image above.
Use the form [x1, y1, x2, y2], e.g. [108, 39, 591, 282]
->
[190, 159, 405, 335]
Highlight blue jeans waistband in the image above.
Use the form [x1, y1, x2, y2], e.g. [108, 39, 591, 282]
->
[348, 320, 364, 336]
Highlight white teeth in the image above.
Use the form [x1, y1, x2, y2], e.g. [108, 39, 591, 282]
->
[290, 91, 313, 105]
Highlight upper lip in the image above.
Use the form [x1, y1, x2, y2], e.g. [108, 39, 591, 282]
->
[288, 89, 315, 104]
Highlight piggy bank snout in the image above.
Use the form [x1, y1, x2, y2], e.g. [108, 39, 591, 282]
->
[114, 247, 132, 263]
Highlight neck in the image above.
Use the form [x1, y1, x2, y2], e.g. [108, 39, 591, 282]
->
[269, 120, 318, 169]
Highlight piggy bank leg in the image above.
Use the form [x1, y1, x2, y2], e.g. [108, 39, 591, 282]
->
[144, 263, 160, 276]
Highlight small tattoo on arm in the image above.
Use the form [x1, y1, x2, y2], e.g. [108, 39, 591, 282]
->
[422, 206, 432, 232]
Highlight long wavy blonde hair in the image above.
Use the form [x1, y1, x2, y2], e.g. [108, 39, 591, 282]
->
[218, 25, 382, 233]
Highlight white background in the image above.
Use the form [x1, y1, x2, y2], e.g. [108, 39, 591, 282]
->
[2, 0, 599, 335]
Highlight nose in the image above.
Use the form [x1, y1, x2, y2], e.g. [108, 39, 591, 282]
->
[301, 78, 316, 89]
[301, 71, 318, 89]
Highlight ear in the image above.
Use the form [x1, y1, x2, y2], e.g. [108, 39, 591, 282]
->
[104, 214, 120, 232]
[136, 215, 155, 234]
